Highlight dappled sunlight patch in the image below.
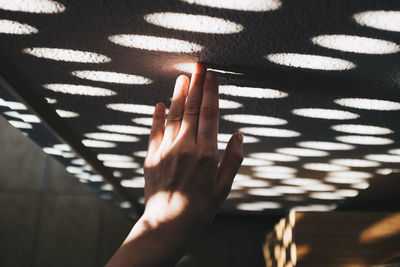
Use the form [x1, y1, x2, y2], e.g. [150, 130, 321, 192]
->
[276, 147, 329, 157]
[219, 85, 288, 99]
[353, 11, 400, 32]
[44, 84, 116, 96]
[107, 103, 157, 114]
[144, 12, 244, 34]
[0, 0, 65, 13]
[297, 141, 355, 151]
[266, 53, 356, 71]
[334, 98, 400, 111]
[222, 114, 287, 125]
[180, 0, 281, 12]
[84, 132, 140, 142]
[303, 163, 349, 172]
[336, 135, 393, 145]
[0, 19, 38, 34]
[24, 48, 111, 63]
[331, 124, 393, 135]
[72, 70, 152, 85]
[330, 158, 380, 167]
[109, 34, 203, 53]
[312, 34, 400, 54]
[365, 154, 400, 163]
[236, 201, 281, 211]
[249, 152, 299, 162]
[98, 124, 151, 135]
[292, 108, 359, 120]
[240, 127, 300, 138]
[121, 177, 145, 188]
[55, 109, 79, 118]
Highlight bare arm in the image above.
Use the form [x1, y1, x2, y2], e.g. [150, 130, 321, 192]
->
[106, 63, 243, 267]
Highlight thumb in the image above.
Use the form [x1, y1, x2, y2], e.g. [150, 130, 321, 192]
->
[217, 132, 244, 199]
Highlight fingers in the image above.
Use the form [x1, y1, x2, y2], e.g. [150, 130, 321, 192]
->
[217, 133, 244, 198]
[178, 63, 206, 141]
[197, 71, 219, 147]
[147, 102, 166, 156]
[162, 75, 189, 147]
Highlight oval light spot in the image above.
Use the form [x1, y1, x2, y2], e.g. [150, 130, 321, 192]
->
[219, 85, 288, 99]
[0, 0, 65, 14]
[23, 48, 111, 63]
[330, 158, 380, 167]
[303, 163, 349, 172]
[365, 154, 400, 163]
[132, 117, 153, 126]
[180, 0, 281, 12]
[218, 133, 260, 143]
[144, 12, 243, 34]
[292, 108, 359, 120]
[353, 11, 400, 32]
[336, 135, 393, 145]
[249, 152, 299, 162]
[97, 154, 134, 162]
[266, 53, 356, 71]
[236, 202, 281, 211]
[240, 127, 300, 138]
[331, 124, 393, 135]
[312, 34, 400, 54]
[82, 139, 116, 148]
[44, 84, 116, 96]
[84, 132, 140, 142]
[56, 109, 79, 118]
[121, 177, 145, 188]
[276, 147, 329, 157]
[107, 103, 156, 114]
[222, 114, 287, 125]
[297, 141, 355, 151]
[0, 19, 38, 35]
[98, 124, 151, 135]
[219, 99, 242, 109]
[247, 188, 282, 197]
[103, 161, 140, 169]
[327, 171, 373, 179]
[334, 98, 400, 111]
[72, 71, 152, 85]
[109, 34, 203, 53]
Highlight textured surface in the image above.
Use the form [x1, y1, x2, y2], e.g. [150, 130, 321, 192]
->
[1, 0, 400, 213]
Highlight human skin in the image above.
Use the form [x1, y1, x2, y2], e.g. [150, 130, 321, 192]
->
[106, 63, 244, 267]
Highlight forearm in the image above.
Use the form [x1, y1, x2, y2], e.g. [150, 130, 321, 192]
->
[106, 215, 205, 267]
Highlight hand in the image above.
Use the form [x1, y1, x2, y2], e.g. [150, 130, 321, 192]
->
[106, 63, 243, 267]
[142, 63, 243, 228]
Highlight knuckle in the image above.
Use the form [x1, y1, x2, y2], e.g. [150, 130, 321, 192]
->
[167, 112, 183, 122]
[184, 102, 200, 116]
[200, 105, 218, 118]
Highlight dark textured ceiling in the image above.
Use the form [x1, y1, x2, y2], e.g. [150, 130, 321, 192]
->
[1, 0, 400, 214]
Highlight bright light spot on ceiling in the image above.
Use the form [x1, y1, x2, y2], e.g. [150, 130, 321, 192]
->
[132, 117, 153, 126]
[247, 188, 282, 197]
[249, 152, 299, 162]
[44, 84, 116, 96]
[45, 98, 57, 104]
[241, 157, 273, 166]
[327, 171, 373, 179]
[351, 182, 370, 190]
[266, 53, 356, 71]
[334, 98, 400, 111]
[133, 151, 147, 158]
[365, 154, 400, 163]
[219, 85, 288, 99]
[274, 186, 306, 194]
[84, 132, 139, 142]
[0, 99, 27, 110]
[337, 189, 359, 198]
[236, 202, 281, 211]
[312, 34, 400, 54]
[309, 192, 344, 200]
[303, 163, 349, 172]
[172, 63, 244, 75]
[282, 178, 321, 186]
[56, 109, 79, 118]
[297, 141, 355, 151]
[331, 124, 393, 135]
[252, 165, 297, 174]
[0, 0, 65, 13]
[180, 0, 281, 11]
[301, 184, 336, 192]
[109, 34, 203, 53]
[388, 148, 400, 155]
[4, 111, 40, 123]
[276, 147, 329, 157]
[233, 179, 270, 188]
[336, 135, 393, 145]
[353, 11, 400, 32]
[8, 120, 32, 129]
[98, 124, 151, 135]
[325, 176, 364, 184]
[97, 154, 133, 162]
[53, 144, 71, 151]
[292, 108, 359, 120]
[121, 177, 145, 188]
[330, 158, 380, 167]
[218, 133, 259, 143]
[255, 172, 295, 180]
[66, 166, 84, 174]
[144, 12, 243, 34]
[0, 19, 38, 35]
[294, 204, 337, 212]
[23, 48, 111, 63]
[72, 71, 152, 85]
[107, 103, 156, 114]
[222, 114, 287, 125]
[239, 127, 300, 138]
[219, 99, 242, 109]
[103, 161, 140, 169]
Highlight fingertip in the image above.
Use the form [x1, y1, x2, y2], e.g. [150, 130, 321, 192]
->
[194, 63, 206, 74]
[155, 102, 165, 111]
[177, 75, 189, 85]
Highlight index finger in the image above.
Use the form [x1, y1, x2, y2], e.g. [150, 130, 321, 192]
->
[197, 71, 219, 146]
